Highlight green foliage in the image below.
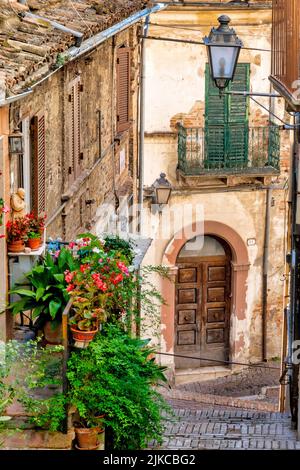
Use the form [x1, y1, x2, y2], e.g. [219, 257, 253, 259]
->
[67, 324, 172, 449]
[7, 248, 79, 325]
[0, 340, 66, 433]
[103, 235, 135, 264]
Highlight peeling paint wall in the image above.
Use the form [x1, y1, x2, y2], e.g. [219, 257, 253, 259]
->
[143, 2, 290, 370]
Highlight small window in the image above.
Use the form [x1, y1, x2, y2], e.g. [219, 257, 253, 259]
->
[116, 47, 130, 133]
[178, 235, 225, 259]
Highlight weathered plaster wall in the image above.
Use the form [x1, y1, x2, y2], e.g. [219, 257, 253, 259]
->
[142, 4, 289, 369]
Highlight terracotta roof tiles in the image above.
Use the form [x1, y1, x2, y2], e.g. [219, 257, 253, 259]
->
[0, 0, 146, 94]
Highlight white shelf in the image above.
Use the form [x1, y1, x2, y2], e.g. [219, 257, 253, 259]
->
[8, 243, 46, 257]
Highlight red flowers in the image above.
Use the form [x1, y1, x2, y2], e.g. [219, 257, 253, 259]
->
[67, 284, 75, 292]
[6, 217, 28, 243]
[91, 273, 108, 291]
[111, 273, 124, 285]
[80, 264, 90, 273]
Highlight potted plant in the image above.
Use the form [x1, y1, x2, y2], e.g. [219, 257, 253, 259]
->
[66, 234, 132, 347]
[67, 266, 108, 347]
[73, 415, 103, 450]
[8, 248, 79, 343]
[6, 217, 28, 252]
[27, 231, 42, 250]
[66, 324, 170, 450]
[25, 212, 46, 249]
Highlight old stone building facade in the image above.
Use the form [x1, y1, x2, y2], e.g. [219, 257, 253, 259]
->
[0, 0, 165, 340]
[141, 0, 292, 382]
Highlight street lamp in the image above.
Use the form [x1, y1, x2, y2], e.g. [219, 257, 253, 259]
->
[204, 15, 243, 93]
[152, 173, 172, 206]
[9, 129, 23, 156]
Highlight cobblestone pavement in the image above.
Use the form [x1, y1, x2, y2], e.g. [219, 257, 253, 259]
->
[177, 363, 280, 398]
[152, 399, 300, 450]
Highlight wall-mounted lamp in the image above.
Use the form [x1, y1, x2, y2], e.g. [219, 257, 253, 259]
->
[9, 129, 23, 156]
[204, 15, 243, 93]
[152, 172, 172, 206]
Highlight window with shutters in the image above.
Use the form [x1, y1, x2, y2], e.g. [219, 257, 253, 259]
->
[31, 113, 46, 214]
[68, 77, 82, 181]
[116, 47, 131, 134]
[205, 63, 250, 167]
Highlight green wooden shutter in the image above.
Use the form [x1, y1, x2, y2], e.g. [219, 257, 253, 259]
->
[227, 64, 250, 165]
[205, 66, 226, 167]
[205, 63, 250, 168]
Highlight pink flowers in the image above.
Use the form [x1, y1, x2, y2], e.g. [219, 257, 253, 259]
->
[64, 270, 76, 283]
[117, 261, 129, 276]
[2, 205, 10, 214]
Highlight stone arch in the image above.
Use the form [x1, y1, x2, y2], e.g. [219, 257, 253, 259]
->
[160, 221, 250, 374]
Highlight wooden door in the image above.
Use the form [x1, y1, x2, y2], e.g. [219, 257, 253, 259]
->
[175, 257, 231, 369]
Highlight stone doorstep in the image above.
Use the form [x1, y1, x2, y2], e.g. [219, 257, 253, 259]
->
[0, 429, 75, 450]
[162, 389, 278, 412]
[175, 367, 232, 385]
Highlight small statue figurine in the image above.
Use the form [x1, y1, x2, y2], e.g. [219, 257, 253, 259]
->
[10, 188, 26, 220]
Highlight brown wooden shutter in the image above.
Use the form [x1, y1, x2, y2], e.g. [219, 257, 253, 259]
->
[68, 77, 81, 180]
[32, 113, 46, 214]
[117, 47, 131, 133]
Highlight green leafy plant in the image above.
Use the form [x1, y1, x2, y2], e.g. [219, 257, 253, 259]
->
[8, 248, 79, 329]
[67, 324, 172, 449]
[0, 339, 66, 433]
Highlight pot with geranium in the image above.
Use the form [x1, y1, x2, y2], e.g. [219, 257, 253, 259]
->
[66, 264, 109, 348]
[25, 212, 46, 249]
[6, 217, 28, 252]
[65, 234, 131, 347]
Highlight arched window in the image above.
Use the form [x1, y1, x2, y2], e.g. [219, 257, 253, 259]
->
[177, 235, 225, 259]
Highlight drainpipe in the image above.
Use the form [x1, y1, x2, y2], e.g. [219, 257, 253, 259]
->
[138, 15, 150, 233]
[262, 188, 271, 362]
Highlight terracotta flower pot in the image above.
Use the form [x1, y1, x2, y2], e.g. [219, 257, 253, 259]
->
[75, 427, 99, 449]
[94, 413, 105, 432]
[70, 326, 98, 345]
[27, 238, 42, 250]
[43, 321, 62, 345]
[7, 240, 25, 253]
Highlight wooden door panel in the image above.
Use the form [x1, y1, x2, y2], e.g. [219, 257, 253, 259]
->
[179, 268, 197, 283]
[178, 288, 197, 304]
[208, 266, 226, 281]
[175, 264, 201, 368]
[207, 286, 225, 302]
[175, 258, 231, 369]
[201, 260, 231, 366]
[206, 328, 225, 344]
[178, 309, 196, 325]
[207, 307, 225, 323]
[178, 330, 196, 346]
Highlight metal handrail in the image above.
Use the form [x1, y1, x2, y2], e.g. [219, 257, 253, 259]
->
[177, 124, 282, 175]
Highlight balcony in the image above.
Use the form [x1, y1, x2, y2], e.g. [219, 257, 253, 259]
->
[177, 124, 281, 185]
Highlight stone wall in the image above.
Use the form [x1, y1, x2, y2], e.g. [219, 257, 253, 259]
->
[10, 24, 140, 242]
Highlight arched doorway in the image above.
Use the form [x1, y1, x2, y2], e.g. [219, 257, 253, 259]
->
[175, 235, 232, 369]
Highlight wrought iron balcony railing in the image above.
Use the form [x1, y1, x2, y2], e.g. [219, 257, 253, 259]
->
[177, 124, 281, 175]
